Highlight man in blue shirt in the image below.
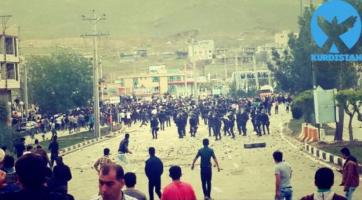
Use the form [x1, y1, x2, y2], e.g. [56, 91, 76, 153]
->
[191, 138, 220, 200]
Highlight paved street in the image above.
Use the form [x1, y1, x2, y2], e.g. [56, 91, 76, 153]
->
[65, 107, 361, 200]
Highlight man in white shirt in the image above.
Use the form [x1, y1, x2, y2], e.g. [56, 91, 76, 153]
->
[273, 150, 293, 200]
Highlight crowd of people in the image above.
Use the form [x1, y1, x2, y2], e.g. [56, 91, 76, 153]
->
[110, 95, 292, 140]
[0, 95, 359, 200]
[10, 94, 288, 141]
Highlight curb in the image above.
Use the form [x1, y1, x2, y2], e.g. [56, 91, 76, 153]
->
[304, 143, 362, 173]
[60, 128, 125, 157]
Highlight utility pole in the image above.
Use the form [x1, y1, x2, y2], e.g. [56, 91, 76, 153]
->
[234, 50, 238, 73]
[81, 10, 108, 139]
[1, 15, 12, 101]
[99, 59, 104, 101]
[253, 55, 259, 90]
[223, 49, 227, 80]
[190, 38, 198, 98]
[18, 26, 28, 120]
[184, 62, 187, 96]
[193, 61, 197, 97]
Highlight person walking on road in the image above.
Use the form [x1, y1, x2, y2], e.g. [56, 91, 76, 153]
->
[150, 116, 159, 139]
[48, 135, 59, 168]
[145, 147, 163, 200]
[338, 147, 359, 200]
[191, 138, 220, 200]
[118, 134, 132, 164]
[273, 150, 293, 200]
[161, 165, 196, 200]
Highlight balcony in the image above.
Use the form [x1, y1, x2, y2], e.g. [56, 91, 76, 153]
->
[0, 79, 20, 89]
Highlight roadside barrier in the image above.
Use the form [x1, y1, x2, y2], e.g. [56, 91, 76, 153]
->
[298, 123, 319, 143]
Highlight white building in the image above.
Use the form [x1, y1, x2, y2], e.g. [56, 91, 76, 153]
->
[0, 30, 20, 102]
[188, 40, 215, 61]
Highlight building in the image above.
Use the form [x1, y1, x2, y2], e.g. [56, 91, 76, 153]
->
[115, 67, 202, 97]
[231, 70, 273, 92]
[0, 30, 20, 102]
[188, 40, 215, 61]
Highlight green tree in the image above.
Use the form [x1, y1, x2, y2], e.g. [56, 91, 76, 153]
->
[292, 90, 315, 123]
[268, 2, 361, 141]
[268, 8, 359, 94]
[0, 101, 9, 123]
[0, 122, 22, 153]
[335, 89, 362, 141]
[27, 50, 92, 114]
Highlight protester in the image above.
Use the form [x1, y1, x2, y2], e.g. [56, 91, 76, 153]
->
[14, 138, 25, 158]
[94, 148, 113, 173]
[48, 156, 72, 193]
[301, 167, 346, 200]
[161, 165, 196, 200]
[23, 145, 33, 155]
[123, 172, 147, 200]
[145, 147, 163, 200]
[48, 135, 59, 168]
[191, 138, 220, 200]
[150, 116, 159, 139]
[0, 153, 74, 200]
[273, 150, 293, 200]
[118, 133, 132, 164]
[1, 155, 17, 185]
[338, 147, 359, 200]
[93, 164, 136, 200]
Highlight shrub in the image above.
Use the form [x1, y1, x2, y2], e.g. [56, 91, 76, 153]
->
[291, 106, 303, 119]
[292, 90, 315, 123]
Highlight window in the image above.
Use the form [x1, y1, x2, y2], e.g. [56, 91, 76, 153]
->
[133, 78, 139, 87]
[5, 37, 15, 55]
[168, 76, 180, 82]
[152, 77, 160, 82]
[6, 63, 17, 80]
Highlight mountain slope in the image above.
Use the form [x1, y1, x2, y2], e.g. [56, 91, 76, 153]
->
[0, 0, 300, 39]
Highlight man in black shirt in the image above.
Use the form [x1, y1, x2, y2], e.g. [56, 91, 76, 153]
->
[14, 138, 25, 158]
[48, 156, 72, 194]
[191, 138, 220, 200]
[145, 147, 163, 200]
[48, 136, 59, 168]
[118, 133, 132, 164]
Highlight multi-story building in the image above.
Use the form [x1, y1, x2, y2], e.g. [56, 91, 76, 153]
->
[0, 30, 20, 102]
[115, 66, 201, 97]
[231, 70, 273, 92]
[188, 40, 215, 61]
